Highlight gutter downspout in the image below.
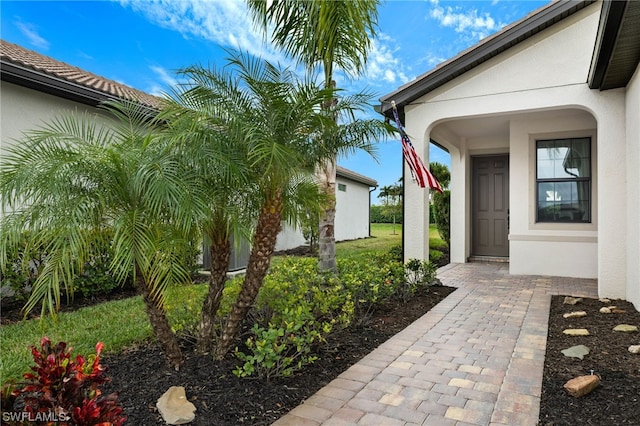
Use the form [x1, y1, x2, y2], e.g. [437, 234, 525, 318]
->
[369, 185, 377, 237]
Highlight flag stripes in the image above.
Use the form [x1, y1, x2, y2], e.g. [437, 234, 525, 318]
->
[392, 107, 443, 192]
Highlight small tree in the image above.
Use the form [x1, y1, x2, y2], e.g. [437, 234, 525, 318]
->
[378, 178, 403, 234]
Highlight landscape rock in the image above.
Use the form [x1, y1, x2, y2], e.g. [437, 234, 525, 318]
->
[156, 386, 196, 425]
[600, 307, 612, 314]
[563, 311, 587, 318]
[629, 345, 640, 354]
[564, 297, 583, 305]
[599, 298, 611, 303]
[561, 345, 590, 360]
[612, 309, 626, 314]
[564, 375, 600, 397]
[563, 328, 590, 336]
[613, 324, 639, 333]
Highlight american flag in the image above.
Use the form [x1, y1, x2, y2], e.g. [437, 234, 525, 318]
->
[392, 106, 443, 192]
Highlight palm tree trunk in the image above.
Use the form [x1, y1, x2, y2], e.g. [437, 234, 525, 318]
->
[214, 192, 283, 360]
[318, 159, 337, 273]
[136, 271, 183, 369]
[196, 237, 231, 353]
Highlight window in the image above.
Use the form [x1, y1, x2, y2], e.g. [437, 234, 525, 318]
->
[536, 137, 591, 223]
[338, 183, 347, 192]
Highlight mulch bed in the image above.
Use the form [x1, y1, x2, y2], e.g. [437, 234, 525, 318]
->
[539, 295, 640, 425]
[100, 285, 456, 425]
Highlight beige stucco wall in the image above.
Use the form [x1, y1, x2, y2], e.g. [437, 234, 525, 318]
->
[401, 2, 635, 302]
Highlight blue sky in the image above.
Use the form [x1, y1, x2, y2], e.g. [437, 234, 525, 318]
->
[1, 0, 548, 201]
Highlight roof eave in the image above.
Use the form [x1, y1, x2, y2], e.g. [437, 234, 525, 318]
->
[588, 0, 628, 89]
[2, 60, 115, 107]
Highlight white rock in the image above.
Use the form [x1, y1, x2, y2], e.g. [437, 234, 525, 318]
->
[564, 297, 583, 305]
[629, 345, 640, 354]
[563, 328, 590, 336]
[613, 324, 639, 332]
[156, 386, 196, 425]
[599, 298, 611, 303]
[563, 311, 587, 318]
[600, 307, 612, 314]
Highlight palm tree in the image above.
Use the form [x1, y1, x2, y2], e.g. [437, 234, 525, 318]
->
[194, 50, 389, 359]
[158, 67, 256, 354]
[0, 101, 205, 369]
[247, 0, 380, 273]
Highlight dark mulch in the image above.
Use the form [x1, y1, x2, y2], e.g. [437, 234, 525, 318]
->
[99, 285, 456, 426]
[539, 295, 640, 425]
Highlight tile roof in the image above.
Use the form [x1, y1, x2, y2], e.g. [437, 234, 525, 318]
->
[0, 39, 164, 110]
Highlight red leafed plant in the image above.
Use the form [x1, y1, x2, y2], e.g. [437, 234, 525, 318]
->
[1, 337, 126, 425]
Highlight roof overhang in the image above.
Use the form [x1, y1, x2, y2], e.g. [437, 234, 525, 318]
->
[1, 60, 117, 107]
[379, 0, 595, 121]
[337, 166, 377, 187]
[588, 0, 640, 90]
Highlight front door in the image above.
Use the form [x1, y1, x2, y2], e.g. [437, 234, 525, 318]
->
[472, 155, 509, 257]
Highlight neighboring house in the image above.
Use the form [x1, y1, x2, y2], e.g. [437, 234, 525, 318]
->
[0, 40, 378, 271]
[0, 40, 162, 156]
[380, 0, 640, 309]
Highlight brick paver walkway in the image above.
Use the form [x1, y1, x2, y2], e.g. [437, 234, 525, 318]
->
[273, 262, 598, 426]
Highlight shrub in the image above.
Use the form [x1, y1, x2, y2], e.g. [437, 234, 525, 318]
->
[433, 190, 450, 246]
[233, 306, 325, 380]
[0, 337, 125, 426]
[402, 259, 438, 301]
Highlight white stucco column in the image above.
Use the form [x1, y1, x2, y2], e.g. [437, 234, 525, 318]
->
[595, 91, 627, 300]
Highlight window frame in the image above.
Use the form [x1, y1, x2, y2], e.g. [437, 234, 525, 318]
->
[535, 137, 592, 223]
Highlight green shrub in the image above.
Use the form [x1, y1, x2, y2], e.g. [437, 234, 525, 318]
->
[233, 306, 325, 380]
[403, 258, 438, 299]
[433, 190, 450, 246]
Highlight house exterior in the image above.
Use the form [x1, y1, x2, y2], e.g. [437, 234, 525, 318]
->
[1, 40, 378, 270]
[273, 166, 377, 251]
[380, 0, 639, 309]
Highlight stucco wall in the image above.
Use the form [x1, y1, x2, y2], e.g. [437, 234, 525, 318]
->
[1, 82, 108, 156]
[626, 65, 640, 309]
[275, 174, 374, 251]
[335, 175, 372, 241]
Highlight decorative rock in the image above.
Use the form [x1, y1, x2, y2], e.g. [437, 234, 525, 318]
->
[600, 307, 612, 314]
[563, 328, 590, 336]
[561, 345, 590, 360]
[564, 297, 583, 305]
[156, 386, 196, 425]
[613, 324, 639, 332]
[629, 345, 640, 354]
[563, 311, 587, 318]
[599, 298, 611, 303]
[612, 309, 626, 314]
[564, 375, 600, 397]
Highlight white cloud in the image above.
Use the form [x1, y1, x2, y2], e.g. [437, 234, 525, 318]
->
[118, 0, 282, 64]
[428, 0, 503, 41]
[365, 35, 410, 87]
[147, 65, 180, 96]
[15, 21, 50, 50]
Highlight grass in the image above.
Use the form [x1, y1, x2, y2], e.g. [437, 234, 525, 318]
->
[0, 222, 445, 384]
